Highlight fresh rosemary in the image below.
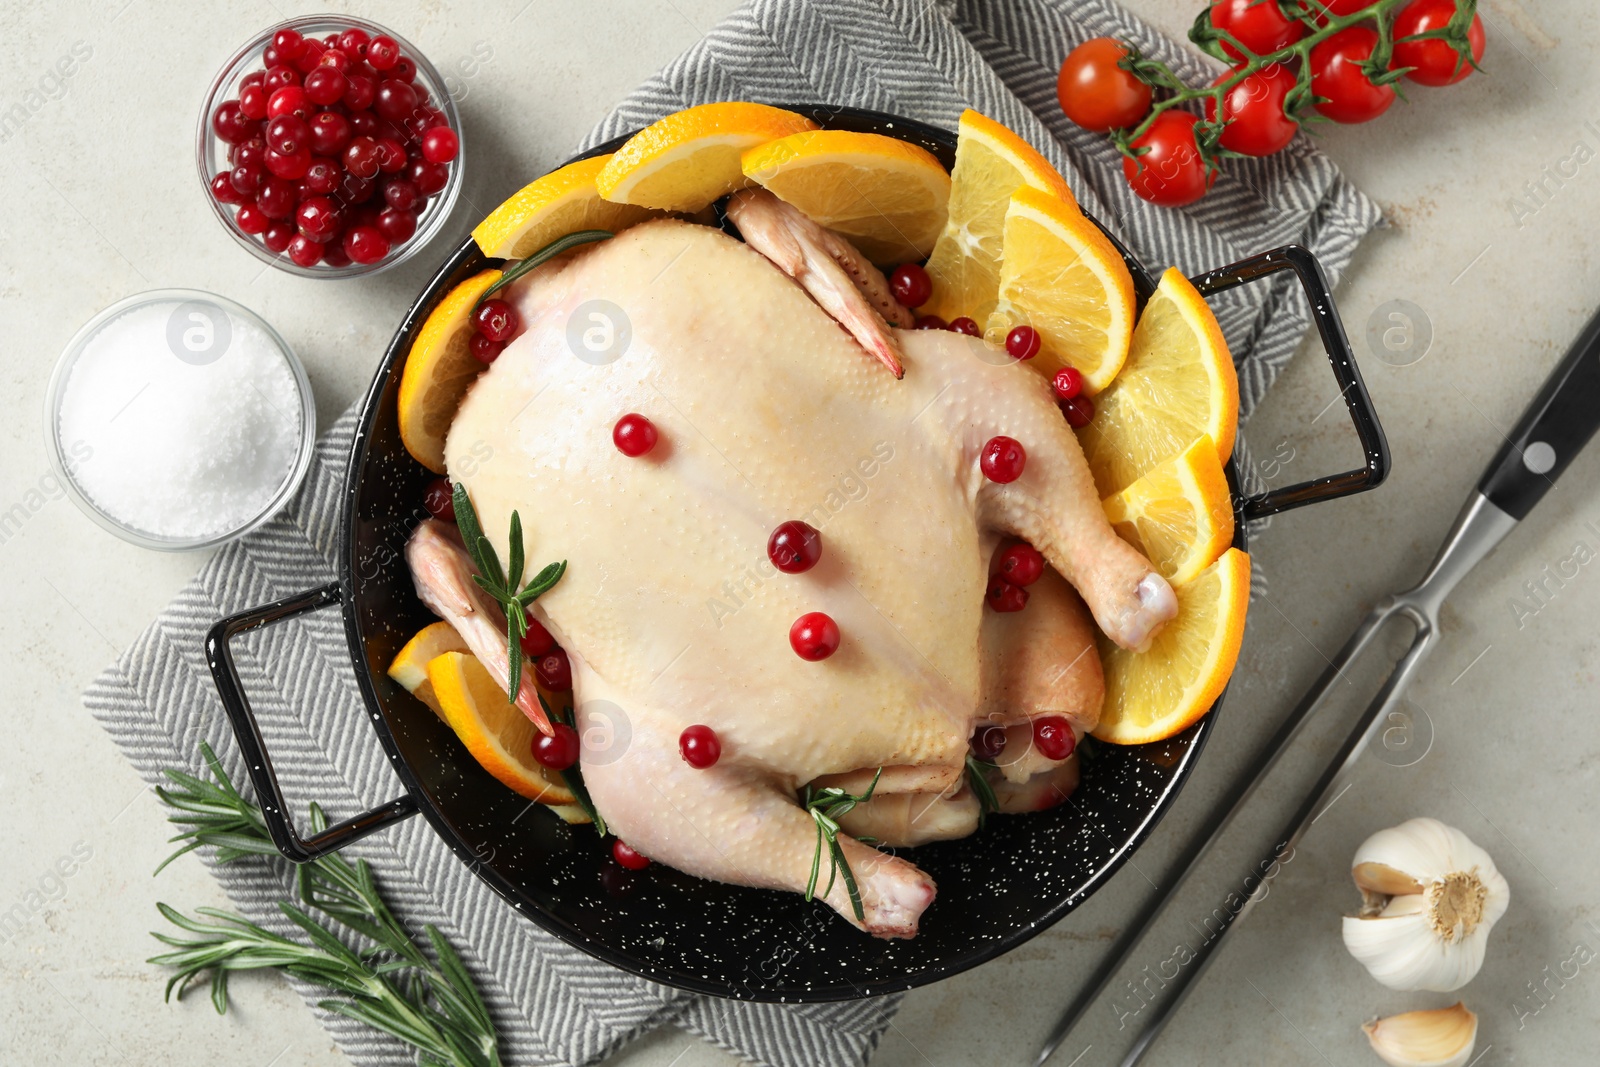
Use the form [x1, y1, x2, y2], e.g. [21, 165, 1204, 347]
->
[147, 743, 503, 1067]
[475, 229, 614, 308]
[800, 768, 882, 921]
[965, 755, 999, 829]
[535, 692, 607, 837]
[451, 484, 566, 706]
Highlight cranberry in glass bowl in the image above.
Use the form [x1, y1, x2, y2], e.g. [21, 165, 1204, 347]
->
[196, 15, 462, 278]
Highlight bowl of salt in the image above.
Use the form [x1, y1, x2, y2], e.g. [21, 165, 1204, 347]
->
[46, 289, 315, 551]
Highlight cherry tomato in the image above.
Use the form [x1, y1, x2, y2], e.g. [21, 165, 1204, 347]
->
[1310, 27, 1395, 124]
[1057, 37, 1152, 132]
[1205, 63, 1299, 157]
[1392, 0, 1486, 86]
[1206, 0, 1304, 62]
[1122, 111, 1214, 207]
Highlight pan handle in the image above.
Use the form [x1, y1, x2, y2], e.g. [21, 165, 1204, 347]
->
[1189, 245, 1390, 522]
[205, 582, 419, 863]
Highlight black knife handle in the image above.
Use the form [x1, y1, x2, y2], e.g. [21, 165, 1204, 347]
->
[1477, 307, 1600, 520]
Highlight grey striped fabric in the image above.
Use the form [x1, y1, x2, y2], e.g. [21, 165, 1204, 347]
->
[85, 2, 1378, 1065]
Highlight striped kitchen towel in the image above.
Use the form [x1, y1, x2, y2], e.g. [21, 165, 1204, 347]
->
[85, 2, 1379, 1066]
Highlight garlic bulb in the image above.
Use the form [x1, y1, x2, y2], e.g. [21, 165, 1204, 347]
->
[1362, 1002, 1477, 1067]
[1342, 818, 1509, 992]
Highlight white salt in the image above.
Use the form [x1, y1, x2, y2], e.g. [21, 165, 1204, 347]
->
[57, 298, 304, 542]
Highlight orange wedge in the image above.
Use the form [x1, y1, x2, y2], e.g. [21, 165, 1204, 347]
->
[1102, 436, 1235, 586]
[985, 187, 1134, 394]
[472, 154, 660, 260]
[427, 651, 575, 804]
[1078, 267, 1238, 497]
[1094, 548, 1250, 745]
[741, 129, 951, 264]
[398, 269, 501, 474]
[596, 102, 819, 213]
[387, 622, 470, 718]
[921, 109, 1077, 324]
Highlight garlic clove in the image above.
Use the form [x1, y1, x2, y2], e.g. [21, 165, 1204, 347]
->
[1362, 1002, 1477, 1067]
[1354, 861, 1425, 912]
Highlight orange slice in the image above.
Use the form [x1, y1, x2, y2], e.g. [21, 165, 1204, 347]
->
[387, 622, 469, 718]
[596, 102, 819, 213]
[741, 129, 951, 264]
[398, 269, 501, 474]
[472, 154, 660, 260]
[1102, 436, 1235, 586]
[1094, 548, 1251, 745]
[985, 187, 1134, 394]
[1078, 267, 1239, 497]
[427, 651, 575, 804]
[921, 109, 1077, 324]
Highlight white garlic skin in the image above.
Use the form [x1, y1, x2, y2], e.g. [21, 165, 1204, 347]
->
[1362, 1002, 1477, 1067]
[1341, 818, 1510, 992]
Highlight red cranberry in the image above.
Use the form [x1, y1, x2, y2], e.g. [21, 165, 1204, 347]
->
[318, 49, 352, 74]
[949, 316, 981, 336]
[421, 126, 459, 164]
[343, 224, 390, 264]
[1033, 715, 1076, 761]
[767, 520, 822, 574]
[343, 74, 376, 111]
[790, 612, 840, 661]
[532, 723, 580, 771]
[255, 177, 297, 219]
[296, 196, 343, 243]
[375, 137, 407, 173]
[612, 413, 658, 457]
[980, 436, 1026, 483]
[468, 334, 502, 364]
[337, 27, 370, 57]
[294, 41, 325, 74]
[263, 64, 299, 92]
[519, 615, 555, 657]
[409, 159, 448, 195]
[612, 840, 650, 870]
[263, 143, 311, 179]
[265, 113, 308, 155]
[303, 66, 347, 107]
[232, 138, 267, 168]
[272, 28, 303, 54]
[262, 221, 295, 253]
[229, 161, 266, 196]
[367, 35, 400, 70]
[996, 542, 1044, 586]
[241, 69, 266, 89]
[286, 234, 324, 268]
[1006, 325, 1041, 360]
[679, 724, 722, 768]
[303, 157, 341, 195]
[337, 171, 376, 204]
[392, 55, 417, 82]
[889, 262, 932, 308]
[239, 81, 269, 120]
[422, 477, 455, 521]
[376, 207, 417, 244]
[1052, 366, 1083, 400]
[321, 239, 352, 268]
[913, 314, 947, 330]
[306, 107, 352, 154]
[535, 649, 572, 690]
[383, 177, 420, 212]
[985, 576, 1029, 612]
[971, 724, 1007, 762]
[235, 204, 269, 235]
[211, 172, 244, 204]
[211, 100, 253, 143]
[374, 78, 418, 123]
[344, 136, 381, 178]
[1061, 395, 1095, 429]
[266, 85, 310, 119]
[473, 299, 519, 342]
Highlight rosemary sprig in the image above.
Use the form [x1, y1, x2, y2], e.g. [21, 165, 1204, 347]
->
[451, 484, 566, 705]
[535, 692, 606, 837]
[475, 229, 614, 308]
[148, 743, 502, 1067]
[800, 768, 882, 921]
[965, 755, 999, 829]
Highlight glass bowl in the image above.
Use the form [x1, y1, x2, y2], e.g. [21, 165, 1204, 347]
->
[45, 289, 317, 551]
[195, 14, 463, 279]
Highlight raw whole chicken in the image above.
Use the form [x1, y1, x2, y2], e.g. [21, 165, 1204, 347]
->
[407, 192, 1175, 938]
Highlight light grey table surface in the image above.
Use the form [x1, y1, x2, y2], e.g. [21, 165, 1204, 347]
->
[2, 2, 1595, 1065]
